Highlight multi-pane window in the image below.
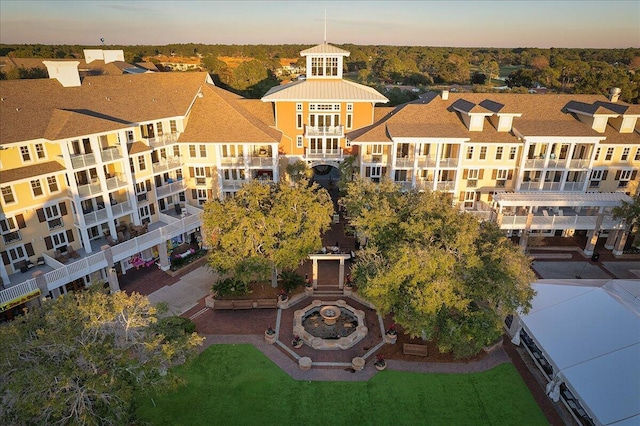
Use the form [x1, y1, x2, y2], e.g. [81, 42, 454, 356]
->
[466, 146, 474, 160]
[495, 147, 503, 160]
[156, 122, 164, 136]
[1, 186, 15, 204]
[126, 130, 134, 142]
[50, 230, 67, 249]
[296, 136, 303, 148]
[196, 189, 208, 205]
[615, 169, 636, 188]
[199, 144, 207, 157]
[20, 146, 31, 161]
[509, 147, 517, 160]
[346, 103, 353, 111]
[594, 147, 601, 161]
[635, 148, 640, 161]
[31, 179, 43, 197]
[173, 145, 180, 157]
[605, 147, 614, 161]
[44, 204, 64, 230]
[138, 155, 146, 171]
[479, 146, 487, 160]
[494, 169, 510, 187]
[326, 57, 339, 76]
[589, 169, 608, 188]
[465, 169, 481, 187]
[621, 147, 630, 161]
[311, 57, 324, 77]
[35, 143, 45, 159]
[189, 145, 196, 157]
[296, 103, 303, 111]
[346, 113, 353, 129]
[170, 120, 177, 133]
[296, 113, 303, 129]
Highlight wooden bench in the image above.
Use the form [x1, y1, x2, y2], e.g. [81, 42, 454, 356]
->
[212, 300, 235, 310]
[403, 343, 428, 357]
[232, 300, 254, 310]
[256, 299, 278, 309]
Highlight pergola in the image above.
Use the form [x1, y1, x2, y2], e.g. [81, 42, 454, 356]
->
[307, 253, 351, 289]
[492, 191, 632, 211]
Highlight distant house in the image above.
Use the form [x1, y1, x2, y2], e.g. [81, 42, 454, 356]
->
[146, 55, 202, 71]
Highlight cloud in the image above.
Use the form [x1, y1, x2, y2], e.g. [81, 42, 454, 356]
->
[98, 2, 159, 13]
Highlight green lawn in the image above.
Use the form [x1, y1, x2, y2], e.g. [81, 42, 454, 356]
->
[135, 344, 547, 426]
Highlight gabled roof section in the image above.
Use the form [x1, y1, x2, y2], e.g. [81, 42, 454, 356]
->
[300, 43, 350, 56]
[0, 72, 209, 145]
[128, 141, 151, 154]
[0, 161, 66, 183]
[593, 100, 640, 115]
[479, 99, 505, 113]
[179, 84, 282, 143]
[261, 79, 388, 103]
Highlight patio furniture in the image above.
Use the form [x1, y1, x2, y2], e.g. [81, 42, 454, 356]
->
[37, 256, 45, 266]
[16, 259, 34, 273]
[68, 245, 80, 259]
[106, 235, 117, 246]
[54, 250, 68, 264]
[174, 203, 182, 215]
[403, 343, 428, 357]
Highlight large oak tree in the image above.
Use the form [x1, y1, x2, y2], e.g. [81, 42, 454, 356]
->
[202, 180, 334, 286]
[341, 178, 536, 358]
[0, 288, 203, 426]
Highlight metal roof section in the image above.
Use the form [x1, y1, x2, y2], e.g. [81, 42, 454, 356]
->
[565, 101, 619, 116]
[300, 43, 350, 56]
[261, 79, 388, 103]
[493, 191, 632, 207]
[479, 99, 505, 113]
[450, 98, 493, 114]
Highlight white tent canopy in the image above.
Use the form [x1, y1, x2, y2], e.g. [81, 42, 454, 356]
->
[518, 279, 640, 426]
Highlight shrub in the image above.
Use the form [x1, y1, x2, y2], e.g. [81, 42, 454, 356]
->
[212, 277, 250, 298]
[153, 316, 197, 342]
[278, 270, 305, 293]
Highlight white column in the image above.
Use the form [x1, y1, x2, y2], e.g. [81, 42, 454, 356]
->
[338, 258, 345, 289]
[312, 259, 318, 288]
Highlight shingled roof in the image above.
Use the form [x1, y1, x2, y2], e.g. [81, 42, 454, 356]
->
[0, 72, 210, 145]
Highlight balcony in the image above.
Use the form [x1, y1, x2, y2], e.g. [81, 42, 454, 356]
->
[152, 156, 182, 174]
[438, 158, 458, 168]
[105, 174, 128, 190]
[395, 157, 415, 168]
[416, 156, 437, 168]
[221, 180, 247, 190]
[563, 181, 586, 191]
[70, 152, 96, 169]
[568, 159, 589, 169]
[156, 179, 186, 198]
[415, 179, 433, 191]
[397, 181, 413, 191]
[220, 156, 245, 166]
[147, 133, 179, 149]
[436, 181, 455, 191]
[100, 146, 123, 162]
[247, 156, 273, 168]
[77, 181, 102, 197]
[542, 182, 562, 191]
[84, 207, 109, 226]
[524, 159, 546, 169]
[305, 148, 343, 160]
[361, 154, 388, 164]
[304, 125, 344, 138]
[110, 200, 133, 217]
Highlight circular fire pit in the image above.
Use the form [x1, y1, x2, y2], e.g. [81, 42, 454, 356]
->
[319, 305, 340, 325]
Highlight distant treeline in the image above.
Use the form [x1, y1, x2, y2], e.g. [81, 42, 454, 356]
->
[1, 43, 638, 104]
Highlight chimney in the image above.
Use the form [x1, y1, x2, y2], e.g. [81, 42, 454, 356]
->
[42, 61, 81, 87]
[441, 90, 449, 101]
[609, 87, 621, 102]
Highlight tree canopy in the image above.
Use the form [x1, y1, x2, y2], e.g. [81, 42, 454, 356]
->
[340, 178, 536, 358]
[202, 180, 334, 285]
[613, 194, 640, 229]
[0, 287, 203, 425]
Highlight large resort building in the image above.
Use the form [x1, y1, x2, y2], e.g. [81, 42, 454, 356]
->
[1, 43, 639, 320]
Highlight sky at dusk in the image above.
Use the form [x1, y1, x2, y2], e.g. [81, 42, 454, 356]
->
[0, 0, 638, 48]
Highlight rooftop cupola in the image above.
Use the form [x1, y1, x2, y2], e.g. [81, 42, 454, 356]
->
[300, 43, 350, 80]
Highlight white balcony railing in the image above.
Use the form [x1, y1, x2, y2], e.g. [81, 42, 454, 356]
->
[304, 125, 344, 137]
[220, 157, 245, 166]
[106, 174, 128, 190]
[0, 210, 203, 306]
[524, 159, 546, 169]
[221, 180, 247, 190]
[395, 157, 415, 168]
[147, 133, 179, 149]
[70, 152, 96, 169]
[100, 147, 123, 162]
[416, 156, 437, 168]
[498, 214, 625, 231]
[568, 159, 589, 169]
[152, 157, 182, 174]
[438, 158, 458, 168]
[362, 154, 388, 164]
[248, 156, 275, 167]
[77, 181, 102, 197]
[436, 181, 455, 191]
[84, 208, 109, 226]
[542, 182, 562, 191]
[156, 179, 186, 198]
[563, 181, 586, 192]
[111, 200, 133, 217]
[305, 148, 343, 159]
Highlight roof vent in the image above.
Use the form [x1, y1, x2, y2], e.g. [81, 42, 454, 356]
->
[609, 87, 621, 102]
[197, 92, 204, 98]
[442, 90, 449, 100]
